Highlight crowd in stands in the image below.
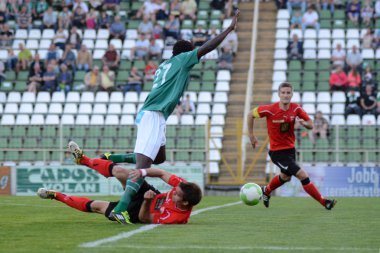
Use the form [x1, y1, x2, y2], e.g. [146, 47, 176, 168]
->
[0, 0, 239, 95]
[281, 0, 380, 118]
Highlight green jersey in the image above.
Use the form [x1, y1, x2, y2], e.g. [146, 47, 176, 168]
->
[140, 48, 199, 119]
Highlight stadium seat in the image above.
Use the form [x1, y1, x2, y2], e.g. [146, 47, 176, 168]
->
[107, 104, 121, 114]
[166, 115, 178, 125]
[331, 92, 346, 103]
[346, 115, 361, 125]
[198, 92, 212, 103]
[331, 103, 345, 114]
[97, 29, 110, 39]
[7, 92, 21, 103]
[48, 103, 63, 114]
[180, 115, 194, 125]
[275, 39, 288, 49]
[125, 92, 138, 103]
[303, 104, 316, 115]
[120, 115, 135, 125]
[110, 92, 124, 103]
[122, 103, 136, 115]
[45, 115, 59, 125]
[95, 92, 109, 103]
[214, 92, 228, 103]
[105, 115, 120, 125]
[4, 103, 18, 114]
[302, 92, 316, 103]
[19, 103, 33, 114]
[90, 115, 105, 125]
[66, 92, 80, 103]
[78, 103, 93, 114]
[361, 115, 376, 125]
[211, 115, 225, 125]
[277, 9, 290, 20]
[15, 114, 30, 125]
[75, 115, 90, 125]
[212, 104, 227, 115]
[316, 103, 331, 114]
[195, 115, 209, 125]
[61, 115, 74, 125]
[30, 114, 45, 125]
[93, 104, 107, 115]
[51, 92, 65, 103]
[317, 92, 331, 103]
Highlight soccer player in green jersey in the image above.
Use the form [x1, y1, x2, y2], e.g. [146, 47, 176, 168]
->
[95, 10, 240, 224]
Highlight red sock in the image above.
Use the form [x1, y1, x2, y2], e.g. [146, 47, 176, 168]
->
[265, 175, 285, 195]
[80, 156, 113, 177]
[303, 182, 325, 206]
[55, 192, 92, 212]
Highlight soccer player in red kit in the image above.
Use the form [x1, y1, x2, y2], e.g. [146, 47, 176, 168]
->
[247, 82, 337, 210]
[37, 141, 202, 224]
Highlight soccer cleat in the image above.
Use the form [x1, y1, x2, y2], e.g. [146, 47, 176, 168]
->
[37, 188, 56, 199]
[324, 199, 337, 210]
[261, 186, 271, 208]
[100, 152, 111, 160]
[67, 141, 84, 165]
[112, 210, 132, 225]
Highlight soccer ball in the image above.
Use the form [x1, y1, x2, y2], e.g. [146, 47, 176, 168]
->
[239, 183, 263, 206]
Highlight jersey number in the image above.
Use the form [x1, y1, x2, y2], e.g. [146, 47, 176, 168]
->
[152, 63, 172, 89]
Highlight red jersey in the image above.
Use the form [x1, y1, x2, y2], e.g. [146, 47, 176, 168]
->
[255, 102, 310, 151]
[149, 175, 192, 224]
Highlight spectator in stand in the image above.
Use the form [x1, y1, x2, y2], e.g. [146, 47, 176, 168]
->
[124, 66, 143, 94]
[287, 0, 306, 15]
[377, 92, 380, 115]
[57, 63, 73, 92]
[152, 22, 163, 39]
[329, 65, 348, 91]
[102, 44, 120, 70]
[6, 0, 18, 21]
[17, 43, 32, 72]
[287, 34, 303, 60]
[17, 5, 32, 30]
[302, 5, 320, 34]
[182, 94, 195, 114]
[33, 0, 48, 20]
[0, 7, 6, 29]
[86, 8, 97, 29]
[321, 0, 338, 13]
[27, 64, 44, 93]
[346, 45, 362, 71]
[99, 65, 115, 92]
[109, 15, 126, 42]
[67, 26, 82, 50]
[62, 0, 74, 9]
[29, 53, 45, 73]
[6, 48, 18, 71]
[0, 24, 13, 48]
[362, 28, 374, 49]
[373, 29, 380, 49]
[89, 0, 103, 11]
[98, 11, 112, 29]
[361, 0, 374, 27]
[144, 60, 158, 82]
[290, 10, 302, 29]
[72, 5, 86, 29]
[130, 33, 150, 60]
[170, 0, 181, 16]
[148, 37, 162, 60]
[220, 30, 239, 55]
[208, 26, 220, 40]
[53, 27, 68, 50]
[192, 24, 208, 47]
[73, 0, 89, 14]
[345, 89, 361, 116]
[362, 65, 375, 86]
[58, 6, 72, 30]
[155, 0, 168, 20]
[180, 0, 197, 21]
[360, 84, 377, 115]
[163, 14, 180, 39]
[375, 0, 380, 18]
[136, 0, 161, 21]
[347, 68, 361, 90]
[346, 0, 361, 26]
[175, 101, 183, 123]
[218, 46, 234, 71]
[42, 6, 57, 30]
[331, 43, 345, 67]
[103, 0, 120, 12]
[84, 66, 100, 91]
[0, 61, 4, 85]
[139, 15, 154, 36]
[46, 43, 61, 65]
[76, 45, 93, 71]
[309, 111, 329, 143]
[41, 63, 57, 92]
[60, 44, 76, 72]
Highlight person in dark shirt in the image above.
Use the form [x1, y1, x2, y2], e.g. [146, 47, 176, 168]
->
[360, 84, 377, 115]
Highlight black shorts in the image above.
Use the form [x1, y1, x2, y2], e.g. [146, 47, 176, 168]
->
[268, 148, 301, 176]
[104, 180, 160, 223]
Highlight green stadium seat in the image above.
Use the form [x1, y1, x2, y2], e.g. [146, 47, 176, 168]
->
[315, 151, 331, 162]
[289, 61, 302, 71]
[27, 126, 41, 137]
[23, 138, 38, 148]
[5, 71, 16, 80]
[190, 151, 205, 161]
[14, 81, 26, 91]
[166, 126, 176, 138]
[118, 127, 133, 138]
[333, 10, 345, 19]
[166, 138, 175, 149]
[85, 138, 99, 149]
[0, 126, 12, 137]
[181, 19, 194, 29]
[41, 138, 55, 148]
[301, 151, 314, 162]
[302, 81, 316, 91]
[128, 20, 140, 29]
[197, 10, 209, 20]
[320, 10, 331, 19]
[204, 60, 217, 70]
[288, 71, 302, 83]
[62, 126, 72, 138]
[72, 126, 87, 137]
[8, 137, 22, 148]
[42, 126, 57, 137]
[13, 126, 27, 137]
[114, 138, 130, 149]
[50, 151, 61, 161]
[192, 138, 206, 149]
[17, 71, 29, 81]
[299, 138, 313, 149]
[103, 126, 117, 138]
[304, 61, 317, 71]
[175, 151, 190, 161]
[188, 81, 201, 91]
[303, 72, 316, 83]
[143, 81, 153, 91]
[345, 126, 361, 138]
[318, 60, 331, 70]
[362, 126, 377, 138]
[176, 138, 191, 149]
[0, 138, 8, 148]
[194, 127, 205, 138]
[74, 71, 86, 81]
[315, 139, 329, 149]
[99, 138, 113, 149]
[116, 71, 129, 83]
[202, 71, 215, 82]
[87, 126, 103, 138]
[201, 82, 215, 91]
[119, 60, 132, 70]
[0, 81, 13, 91]
[362, 138, 377, 149]
[6, 151, 19, 161]
[178, 126, 192, 137]
[20, 151, 35, 161]
[134, 60, 145, 70]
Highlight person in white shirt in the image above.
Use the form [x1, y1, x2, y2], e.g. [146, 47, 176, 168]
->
[331, 43, 345, 67]
[302, 5, 320, 34]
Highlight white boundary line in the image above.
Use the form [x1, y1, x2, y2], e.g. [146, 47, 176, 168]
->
[79, 201, 242, 248]
[99, 245, 377, 252]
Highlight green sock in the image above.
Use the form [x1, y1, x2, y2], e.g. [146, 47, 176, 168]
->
[106, 153, 136, 164]
[113, 177, 144, 212]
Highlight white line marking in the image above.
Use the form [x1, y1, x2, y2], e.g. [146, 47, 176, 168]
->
[79, 201, 242, 248]
[100, 245, 377, 252]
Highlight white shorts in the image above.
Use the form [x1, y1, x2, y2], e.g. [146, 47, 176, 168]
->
[134, 111, 166, 161]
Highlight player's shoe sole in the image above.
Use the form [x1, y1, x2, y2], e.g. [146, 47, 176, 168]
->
[100, 152, 111, 160]
[112, 210, 132, 225]
[37, 188, 56, 199]
[261, 186, 271, 208]
[67, 141, 83, 165]
[324, 199, 337, 210]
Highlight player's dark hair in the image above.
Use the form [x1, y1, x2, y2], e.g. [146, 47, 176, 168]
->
[278, 82, 293, 91]
[179, 182, 202, 206]
[172, 40, 194, 56]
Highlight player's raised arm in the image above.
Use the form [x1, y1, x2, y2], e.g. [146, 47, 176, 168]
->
[247, 109, 259, 149]
[129, 167, 172, 183]
[197, 9, 240, 59]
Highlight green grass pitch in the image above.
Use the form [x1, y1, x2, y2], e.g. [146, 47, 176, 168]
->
[1, 196, 379, 253]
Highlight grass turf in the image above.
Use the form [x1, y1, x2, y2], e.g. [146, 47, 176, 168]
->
[0, 196, 379, 253]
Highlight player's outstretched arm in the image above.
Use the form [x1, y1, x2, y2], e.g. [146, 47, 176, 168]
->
[247, 111, 259, 149]
[129, 168, 172, 184]
[197, 9, 240, 59]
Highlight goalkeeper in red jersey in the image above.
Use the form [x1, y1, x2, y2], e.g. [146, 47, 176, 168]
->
[247, 82, 337, 210]
[37, 141, 202, 224]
